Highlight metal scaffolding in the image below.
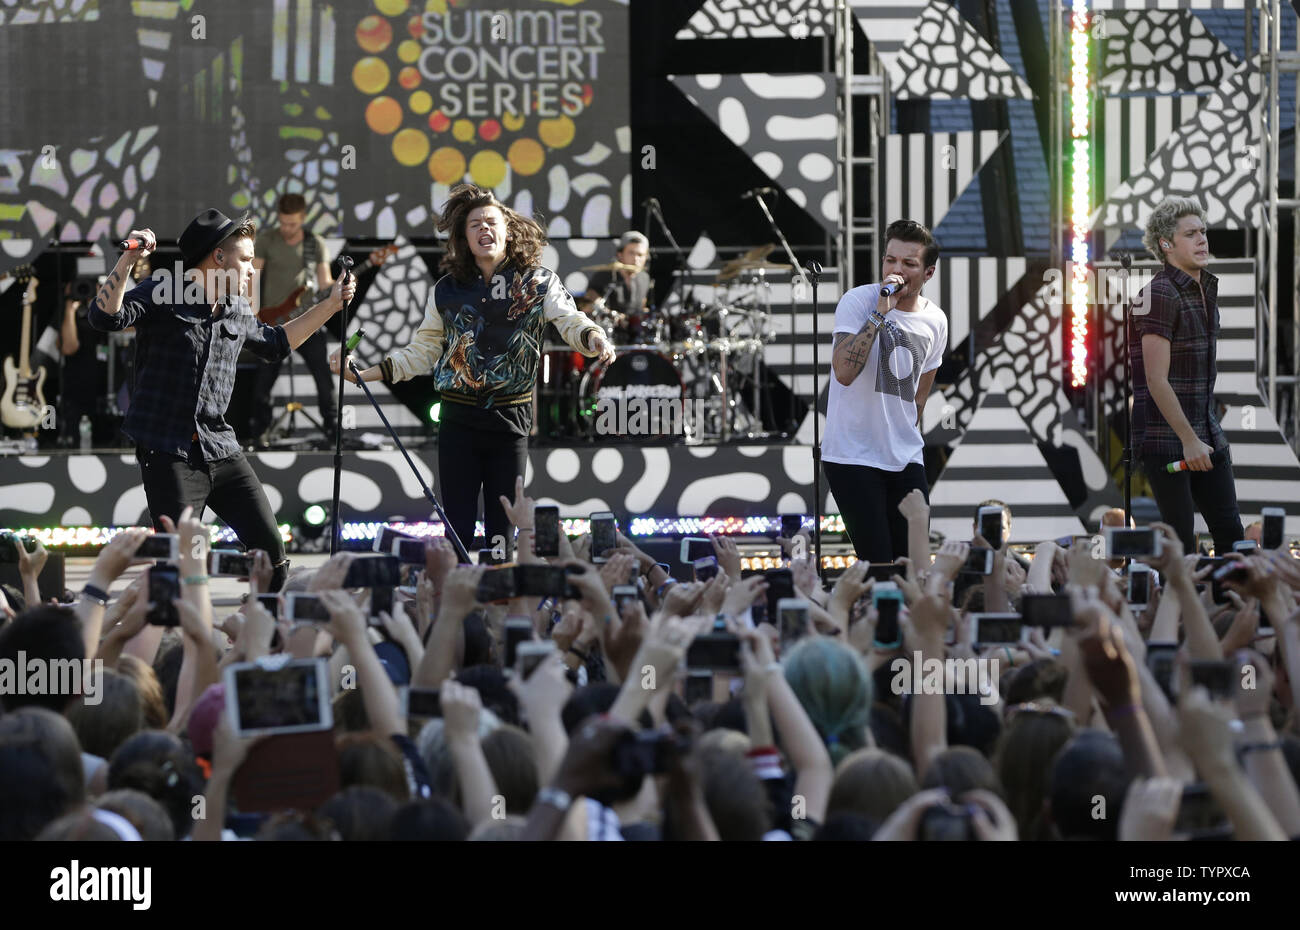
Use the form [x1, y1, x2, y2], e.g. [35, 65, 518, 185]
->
[834, 0, 888, 294]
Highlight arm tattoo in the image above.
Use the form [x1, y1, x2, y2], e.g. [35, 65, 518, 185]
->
[833, 317, 882, 383]
[91, 269, 124, 312]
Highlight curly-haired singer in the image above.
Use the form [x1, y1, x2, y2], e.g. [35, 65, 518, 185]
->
[339, 184, 615, 559]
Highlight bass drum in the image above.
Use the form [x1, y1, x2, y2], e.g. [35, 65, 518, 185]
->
[578, 348, 686, 440]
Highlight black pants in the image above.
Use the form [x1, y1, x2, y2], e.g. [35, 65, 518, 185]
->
[251, 329, 337, 438]
[138, 443, 289, 591]
[437, 420, 528, 561]
[823, 460, 929, 563]
[1142, 449, 1244, 555]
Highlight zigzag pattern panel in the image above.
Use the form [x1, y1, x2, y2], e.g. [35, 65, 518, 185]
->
[931, 256, 1028, 351]
[1099, 11, 1239, 94]
[674, 0, 833, 40]
[890, 1, 1032, 99]
[0, 0, 95, 25]
[883, 130, 1005, 233]
[1097, 64, 1260, 231]
[1095, 259, 1300, 533]
[929, 374, 1086, 544]
[669, 73, 839, 232]
[849, 0, 929, 73]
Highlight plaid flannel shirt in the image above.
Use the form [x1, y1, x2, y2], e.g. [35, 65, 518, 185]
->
[88, 278, 289, 460]
[1127, 261, 1226, 461]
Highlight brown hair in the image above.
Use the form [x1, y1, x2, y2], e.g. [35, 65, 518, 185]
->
[277, 193, 308, 215]
[336, 732, 409, 801]
[435, 183, 546, 283]
[480, 725, 539, 814]
[66, 669, 143, 760]
[884, 218, 940, 268]
[217, 217, 257, 256]
[117, 655, 169, 730]
[828, 748, 918, 823]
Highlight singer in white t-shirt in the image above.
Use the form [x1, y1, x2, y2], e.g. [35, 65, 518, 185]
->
[823, 220, 947, 562]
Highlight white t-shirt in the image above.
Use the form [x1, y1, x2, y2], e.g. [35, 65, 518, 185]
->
[822, 283, 947, 471]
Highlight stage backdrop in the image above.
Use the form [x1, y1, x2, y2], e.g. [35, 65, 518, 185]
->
[0, 0, 630, 262]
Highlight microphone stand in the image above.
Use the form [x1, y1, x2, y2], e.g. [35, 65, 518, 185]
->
[805, 259, 824, 579]
[345, 358, 472, 564]
[644, 198, 693, 317]
[329, 256, 354, 556]
[749, 191, 810, 436]
[1119, 252, 1133, 526]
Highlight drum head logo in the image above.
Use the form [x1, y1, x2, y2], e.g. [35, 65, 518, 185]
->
[631, 355, 648, 372]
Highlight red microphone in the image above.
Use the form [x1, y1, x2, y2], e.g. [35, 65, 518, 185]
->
[118, 236, 152, 251]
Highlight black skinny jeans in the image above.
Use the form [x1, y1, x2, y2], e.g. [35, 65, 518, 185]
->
[1142, 448, 1244, 555]
[823, 460, 929, 563]
[436, 420, 528, 561]
[138, 443, 289, 590]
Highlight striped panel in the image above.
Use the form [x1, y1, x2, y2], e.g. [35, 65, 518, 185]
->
[270, 0, 334, 85]
[850, 1, 930, 73]
[929, 374, 1086, 544]
[1101, 96, 1204, 206]
[1091, 0, 1246, 8]
[932, 257, 1028, 351]
[883, 131, 1005, 233]
[131, 0, 181, 109]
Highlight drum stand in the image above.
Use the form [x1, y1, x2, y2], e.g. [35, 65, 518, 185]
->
[267, 349, 328, 446]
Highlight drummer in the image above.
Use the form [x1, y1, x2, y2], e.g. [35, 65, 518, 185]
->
[583, 231, 652, 320]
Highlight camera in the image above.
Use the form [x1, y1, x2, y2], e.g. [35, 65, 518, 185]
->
[977, 505, 1005, 551]
[971, 613, 1024, 647]
[343, 553, 401, 588]
[1020, 593, 1073, 628]
[611, 728, 685, 778]
[285, 592, 332, 623]
[534, 505, 561, 558]
[146, 564, 180, 626]
[134, 533, 179, 562]
[1105, 526, 1160, 559]
[1262, 507, 1285, 551]
[209, 549, 252, 577]
[961, 547, 995, 576]
[0, 531, 37, 563]
[918, 803, 976, 841]
[685, 633, 741, 671]
[224, 657, 332, 737]
[590, 512, 617, 563]
[872, 581, 903, 649]
[679, 536, 711, 564]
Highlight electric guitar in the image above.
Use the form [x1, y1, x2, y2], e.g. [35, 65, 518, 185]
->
[258, 244, 399, 326]
[1, 275, 47, 429]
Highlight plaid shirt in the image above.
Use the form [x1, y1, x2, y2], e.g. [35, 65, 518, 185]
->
[1128, 261, 1226, 460]
[88, 278, 289, 460]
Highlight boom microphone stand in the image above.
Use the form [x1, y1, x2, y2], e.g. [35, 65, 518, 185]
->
[329, 256, 354, 556]
[805, 259, 824, 578]
[345, 357, 472, 564]
[1119, 251, 1133, 525]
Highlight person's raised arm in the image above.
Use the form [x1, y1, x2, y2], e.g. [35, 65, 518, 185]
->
[76, 527, 150, 661]
[904, 592, 951, 778]
[543, 273, 615, 364]
[412, 565, 483, 689]
[320, 590, 404, 737]
[1179, 686, 1287, 840]
[193, 713, 261, 842]
[60, 297, 80, 356]
[831, 279, 900, 386]
[87, 232, 154, 326]
[15, 536, 48, 610]
[899, 490, 931, 573]
[1232, 649, 1300, 837]
[168, 596, 221, 733]
[441, 680, 499, 826]
[507, 651, 572, 784]
[1143, 523, 1221, 660]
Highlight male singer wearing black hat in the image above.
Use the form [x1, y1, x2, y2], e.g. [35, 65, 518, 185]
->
[87, 210, 356, 591]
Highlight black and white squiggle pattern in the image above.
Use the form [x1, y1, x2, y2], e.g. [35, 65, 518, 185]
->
[1098, 11, 1239, 94]
[1099, 64, 1260, 231]
[0, 0, 95, 26]
[670, 73, 838, 231]
[674, 0, 833, 40]
[889, 1, 1032, 100]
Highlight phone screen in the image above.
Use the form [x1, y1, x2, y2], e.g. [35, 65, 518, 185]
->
[394, 538, 426, 564]
[255, 593, 280, 619]
[978, 507, 1004, 550]
[1107, 527, 1157, 558]
[1262, 510, 1285, 550]
[504, 619, 532, 669]
[873, 587, 902, 647]
[693, 557, 719, 582]
[1021, 594, 1073, 627]
[963, 548, 994, 575]
[287, 593, 332, 623]
[147, 565, 180, 626]
[344, 554, 401, 588]
[137, 534, 178, 561]
[778, 601, 809, 649]
[229, 661, 328, 735]
[973, 614, 1023, 645]
[1146, 643, 1177, 700]
[1189, 660, 1234, 699]
[590, 513, 616, 562]
[476, 567, 516, 602]
[1127, 567, 1151, 605]
[210, 550, 252, 576]
[685, 634, 741, 671]
[534, 506, 560, 558]
[612, 585, 638, 616]
[764, 568, 795, 619]
[407, 688, 442, 718]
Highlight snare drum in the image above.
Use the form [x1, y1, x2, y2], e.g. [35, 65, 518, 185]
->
[578, 348, 686, 440]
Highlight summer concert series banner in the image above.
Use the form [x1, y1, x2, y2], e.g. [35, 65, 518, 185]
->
[0, 0, 631, 247]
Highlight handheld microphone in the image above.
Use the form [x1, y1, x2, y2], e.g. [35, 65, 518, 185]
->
[344, 328, 366, 353]
[338, 255, 355, 271]
[118, 237, 151, 251]
[879, 280, 901, 297]
[740, 187, 777, 201]
[1120, 251, 1132, 272]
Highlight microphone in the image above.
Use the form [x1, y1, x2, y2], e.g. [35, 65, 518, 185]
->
[740, 187, 777, 201]
[118, 237, 151, 251]
[344, 328, 366, 353]
[1120, 251, 1132, 272]
[338, 255, 355, 271]
[879, 280, 902, 297]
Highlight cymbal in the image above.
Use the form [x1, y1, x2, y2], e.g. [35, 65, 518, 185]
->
[715, 259, 792, 283]
[581, 261, 640, 274]
[738, 244, 776, 263]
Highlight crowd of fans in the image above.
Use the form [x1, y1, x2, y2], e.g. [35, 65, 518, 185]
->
[2, 485, 1298, 842]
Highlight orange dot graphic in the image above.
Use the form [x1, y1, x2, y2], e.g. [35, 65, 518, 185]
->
[392, 128, 430, 167]
[428, 146, 466, 184]
[356, 15, 393, 54]
[428, 110, 451, 132]
[397, 39, 421, 64]
[409, 90, 433, 115]
[399, 66, 421, 90]
[352, 57, 391, 95]
[582, 84, 594, 106]
[366, 96, 403, 134]
[502, 110, 525, 132]
[538, 115, 575, 149]
[375, 0, 409, 15]
[479, 119, 501, 142]
[407, 15, 425, 38]
[452, 119, 475, 142]
[508, 137, 545, 176]
[470, 150, 507, 188]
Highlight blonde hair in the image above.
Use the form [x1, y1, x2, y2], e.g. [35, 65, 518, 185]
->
[1142, 198, 1205, 261]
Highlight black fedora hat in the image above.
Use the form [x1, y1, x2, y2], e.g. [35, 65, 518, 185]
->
[179, 208, 250, 268]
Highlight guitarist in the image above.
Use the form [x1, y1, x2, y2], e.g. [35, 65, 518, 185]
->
[250, 193, 337, 445]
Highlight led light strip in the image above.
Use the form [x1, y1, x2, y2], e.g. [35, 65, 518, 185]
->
[1069, 0, 1091, 388]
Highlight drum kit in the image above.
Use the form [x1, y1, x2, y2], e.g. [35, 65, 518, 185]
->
[537, 246, 793, 443]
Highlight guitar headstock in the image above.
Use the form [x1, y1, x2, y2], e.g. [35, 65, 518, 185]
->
[0, 262, 35, 286]
[22, 276, 37, 307]
[369, 243, 400, 267]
